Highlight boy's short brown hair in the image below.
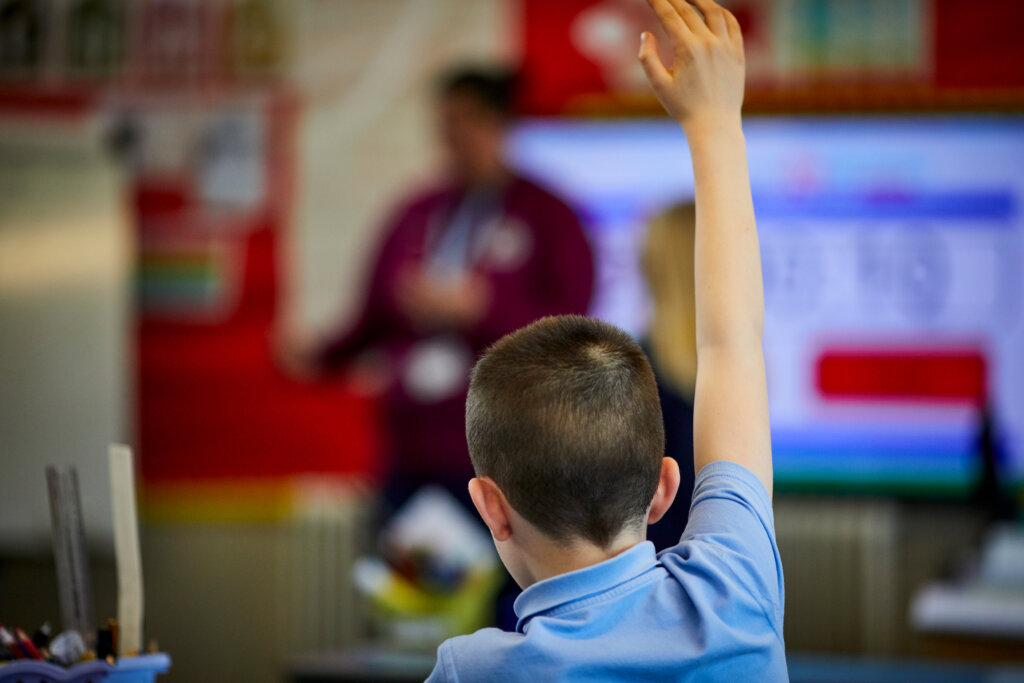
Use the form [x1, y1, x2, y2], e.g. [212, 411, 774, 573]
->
[466, 315, 665, 548]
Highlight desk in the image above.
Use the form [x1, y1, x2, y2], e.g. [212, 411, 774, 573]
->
[909, 524, 1024, 664]
[287, 649, 435, 683]
[286, 650, 1024, 683]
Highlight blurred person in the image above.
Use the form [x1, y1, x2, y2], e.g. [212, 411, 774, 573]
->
[286, 66, 594, 513]
[971, 404, 1017, 521]
[641, 202, 698, 551]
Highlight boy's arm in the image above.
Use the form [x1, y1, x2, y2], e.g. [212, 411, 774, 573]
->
[640, 0, 772, 497]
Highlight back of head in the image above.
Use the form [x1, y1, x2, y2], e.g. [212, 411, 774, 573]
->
[466, 315, 665, 548]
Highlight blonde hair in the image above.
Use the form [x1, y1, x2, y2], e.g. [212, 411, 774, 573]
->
[642, 202, 698, 395]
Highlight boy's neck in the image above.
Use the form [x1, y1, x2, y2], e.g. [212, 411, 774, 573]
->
[519, 529, 646, 587]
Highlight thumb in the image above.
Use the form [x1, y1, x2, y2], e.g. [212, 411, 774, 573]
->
[638, 32, 670, 92]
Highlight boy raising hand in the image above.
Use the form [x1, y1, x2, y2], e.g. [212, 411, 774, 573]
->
[427, 0, 785, 680]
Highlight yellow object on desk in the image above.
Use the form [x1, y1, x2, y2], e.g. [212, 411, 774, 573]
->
[355, 558, 506, 645]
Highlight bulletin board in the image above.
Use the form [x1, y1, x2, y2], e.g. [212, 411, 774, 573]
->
[517, 0, 1024, 115]
[0, 0, 383, 515]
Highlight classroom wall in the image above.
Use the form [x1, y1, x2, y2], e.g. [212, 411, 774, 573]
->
[0, 114, 131, 554]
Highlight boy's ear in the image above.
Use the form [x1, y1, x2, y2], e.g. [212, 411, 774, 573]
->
[468, 476, 513, 542]
[647, 457, 681, 525]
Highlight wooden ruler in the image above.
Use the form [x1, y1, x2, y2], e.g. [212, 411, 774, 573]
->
[109, 445, 143, 657]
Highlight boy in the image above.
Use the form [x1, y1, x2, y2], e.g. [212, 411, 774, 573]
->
[427, 0, 785, 679]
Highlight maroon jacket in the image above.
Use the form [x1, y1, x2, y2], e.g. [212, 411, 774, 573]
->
[320, 174, 594, 480]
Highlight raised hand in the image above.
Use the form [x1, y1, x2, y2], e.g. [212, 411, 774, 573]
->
[639, 1, 771, 496]
[638, 0, 745, 132]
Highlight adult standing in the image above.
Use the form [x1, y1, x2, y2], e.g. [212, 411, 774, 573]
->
[306, 67, 594, 511]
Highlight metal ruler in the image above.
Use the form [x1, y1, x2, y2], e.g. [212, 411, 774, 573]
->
[46, 465, 96, 646]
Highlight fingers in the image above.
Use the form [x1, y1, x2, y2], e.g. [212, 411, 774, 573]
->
[646, 0, 690, 39]
[644, 0, 743, 73]
[724, 9, 743, 51]
[667, 0, 713, 38]
[650, 0, 739, 48]
[637, 31, 671, 92]
[690, 0, 728, 37]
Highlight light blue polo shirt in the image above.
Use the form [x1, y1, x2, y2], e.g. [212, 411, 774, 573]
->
[426, 461, 787, 682]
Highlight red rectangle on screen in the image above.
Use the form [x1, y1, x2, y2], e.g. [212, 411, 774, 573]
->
[816, 348, 987, 403]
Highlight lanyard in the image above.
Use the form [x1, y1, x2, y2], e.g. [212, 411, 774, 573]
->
[425, 188, 504, 279]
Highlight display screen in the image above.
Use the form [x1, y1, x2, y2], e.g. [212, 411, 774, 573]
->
[509, 117, 1024, 495]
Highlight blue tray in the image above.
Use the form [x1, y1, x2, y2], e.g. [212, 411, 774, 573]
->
[0, 660, 108, 683]
[108, 655, 170, 683]
[0, 654, 170, 683]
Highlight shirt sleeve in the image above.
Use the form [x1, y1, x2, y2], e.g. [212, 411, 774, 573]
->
[317, 201, 416, 371]
[424, 642, 455, 683]
[672, 461, 784, 628]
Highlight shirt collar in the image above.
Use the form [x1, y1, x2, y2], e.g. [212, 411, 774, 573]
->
[513, 541, 659, 632]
